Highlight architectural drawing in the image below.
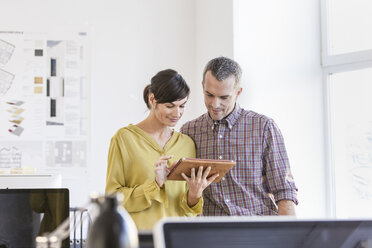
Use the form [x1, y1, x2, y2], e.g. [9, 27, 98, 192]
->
[0, 146, 21, 168]
[46, 41, 65, 126]
[0, 39, 15, 65]
[0, 68, 14, 96]
[46, 140, 86, 167]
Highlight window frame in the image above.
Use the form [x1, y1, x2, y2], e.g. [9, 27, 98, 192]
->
[321, 0, 372, 217]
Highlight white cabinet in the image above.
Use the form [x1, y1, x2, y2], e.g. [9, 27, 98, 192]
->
[0, 174, 62, 188]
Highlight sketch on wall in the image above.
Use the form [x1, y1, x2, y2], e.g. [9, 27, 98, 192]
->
[0, 30, 90, 178]
[0, 39, 15, 65]
[0, 146, 21, 168]
[0, 68, 14, 96]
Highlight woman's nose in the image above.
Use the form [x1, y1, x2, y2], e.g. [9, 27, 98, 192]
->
[173, 107, 181, 117]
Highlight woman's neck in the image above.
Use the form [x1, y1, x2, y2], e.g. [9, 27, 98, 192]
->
[136, 115, 172, 148]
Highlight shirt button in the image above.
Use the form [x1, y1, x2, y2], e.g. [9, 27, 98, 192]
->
[219, 155, 223, 159]
[219, 134, 223, 138]
[225, 199, 230, 203]
[222, 177, 225, 181]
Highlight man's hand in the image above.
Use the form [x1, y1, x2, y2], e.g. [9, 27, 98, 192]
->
[277, 200, 296, 216]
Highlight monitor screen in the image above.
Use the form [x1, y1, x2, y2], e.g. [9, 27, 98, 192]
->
[0, 188, 69, 248]
[154, 217, 372, 248]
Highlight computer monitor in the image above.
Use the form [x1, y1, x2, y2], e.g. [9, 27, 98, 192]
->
[0, 188, 69, 248]
[153, 217, 372, 248]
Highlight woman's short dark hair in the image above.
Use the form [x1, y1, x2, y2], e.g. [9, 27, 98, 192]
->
[143, 69, 190, 109]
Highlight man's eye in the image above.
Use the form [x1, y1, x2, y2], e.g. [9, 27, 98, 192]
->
[166, 105, 173, 108]
[180, 105, 185, 108]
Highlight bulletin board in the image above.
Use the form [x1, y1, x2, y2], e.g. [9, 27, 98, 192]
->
[0, 30, 90, 202]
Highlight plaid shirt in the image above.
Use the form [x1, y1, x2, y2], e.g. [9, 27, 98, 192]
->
[180, 105, 298, 216]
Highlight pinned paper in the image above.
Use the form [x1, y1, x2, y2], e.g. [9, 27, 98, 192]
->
[34, 77, 43, 84]
[34, 86, 43, 94]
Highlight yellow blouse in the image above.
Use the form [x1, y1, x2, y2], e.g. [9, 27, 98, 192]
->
[105, 124, 202, 230]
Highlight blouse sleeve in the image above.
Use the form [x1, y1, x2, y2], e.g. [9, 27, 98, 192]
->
[105, 135, 167, 213]
[176, 136, 202, 216]
[178, 184, 203, 216]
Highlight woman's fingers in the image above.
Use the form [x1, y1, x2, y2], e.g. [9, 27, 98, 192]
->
[196, 166, 203, 181]
[184, 166, 220, 189]
[181, 173, 189, 182]
[154, 167, 164, 172]
[159, 155, 173, 160]
[191, 168, 196, 181]
[202, 166, 212, 180]
[207, 173, 219, 185]
[156, 160, 167, 166]
[154, 155, 174, 187]
[155, 155, 174, 167]
[162, 156, 174, 162]
[187, 166, 216, 183]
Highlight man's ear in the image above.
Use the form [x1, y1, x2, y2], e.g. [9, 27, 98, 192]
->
[236, 87, 243, 97]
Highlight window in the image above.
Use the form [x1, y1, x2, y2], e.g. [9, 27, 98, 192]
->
[321, 0, 372, 217]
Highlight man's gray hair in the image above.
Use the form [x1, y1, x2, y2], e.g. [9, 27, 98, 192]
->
[203, 56, 242, 87]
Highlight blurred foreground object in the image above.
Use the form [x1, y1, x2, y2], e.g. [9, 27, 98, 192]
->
[36, 193, 138, 248]
[87, 193, 138, 248]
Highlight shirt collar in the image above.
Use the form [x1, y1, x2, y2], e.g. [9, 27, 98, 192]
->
[206, 104, 242, 130]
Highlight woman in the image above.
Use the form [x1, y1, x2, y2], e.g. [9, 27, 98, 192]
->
[105, 69, 218, 230]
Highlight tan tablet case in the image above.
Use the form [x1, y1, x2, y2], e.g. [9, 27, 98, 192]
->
[167, 158, 235, 183]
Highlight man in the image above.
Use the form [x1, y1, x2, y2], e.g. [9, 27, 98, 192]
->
[180, 56, 298, 216]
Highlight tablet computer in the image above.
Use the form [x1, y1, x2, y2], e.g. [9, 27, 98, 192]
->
[167, 158, 235, 183]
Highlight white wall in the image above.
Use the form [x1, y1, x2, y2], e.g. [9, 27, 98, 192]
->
[1, 0, 327, 217]
[88, 0, 198, 206]
[234, 0, 326, 217]
[0, 0, 198, 206]
[193, 0, 234, 117]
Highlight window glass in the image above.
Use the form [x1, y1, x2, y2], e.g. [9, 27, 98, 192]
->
[328, 0, 372, 54]
[329, 67, 372, 217]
